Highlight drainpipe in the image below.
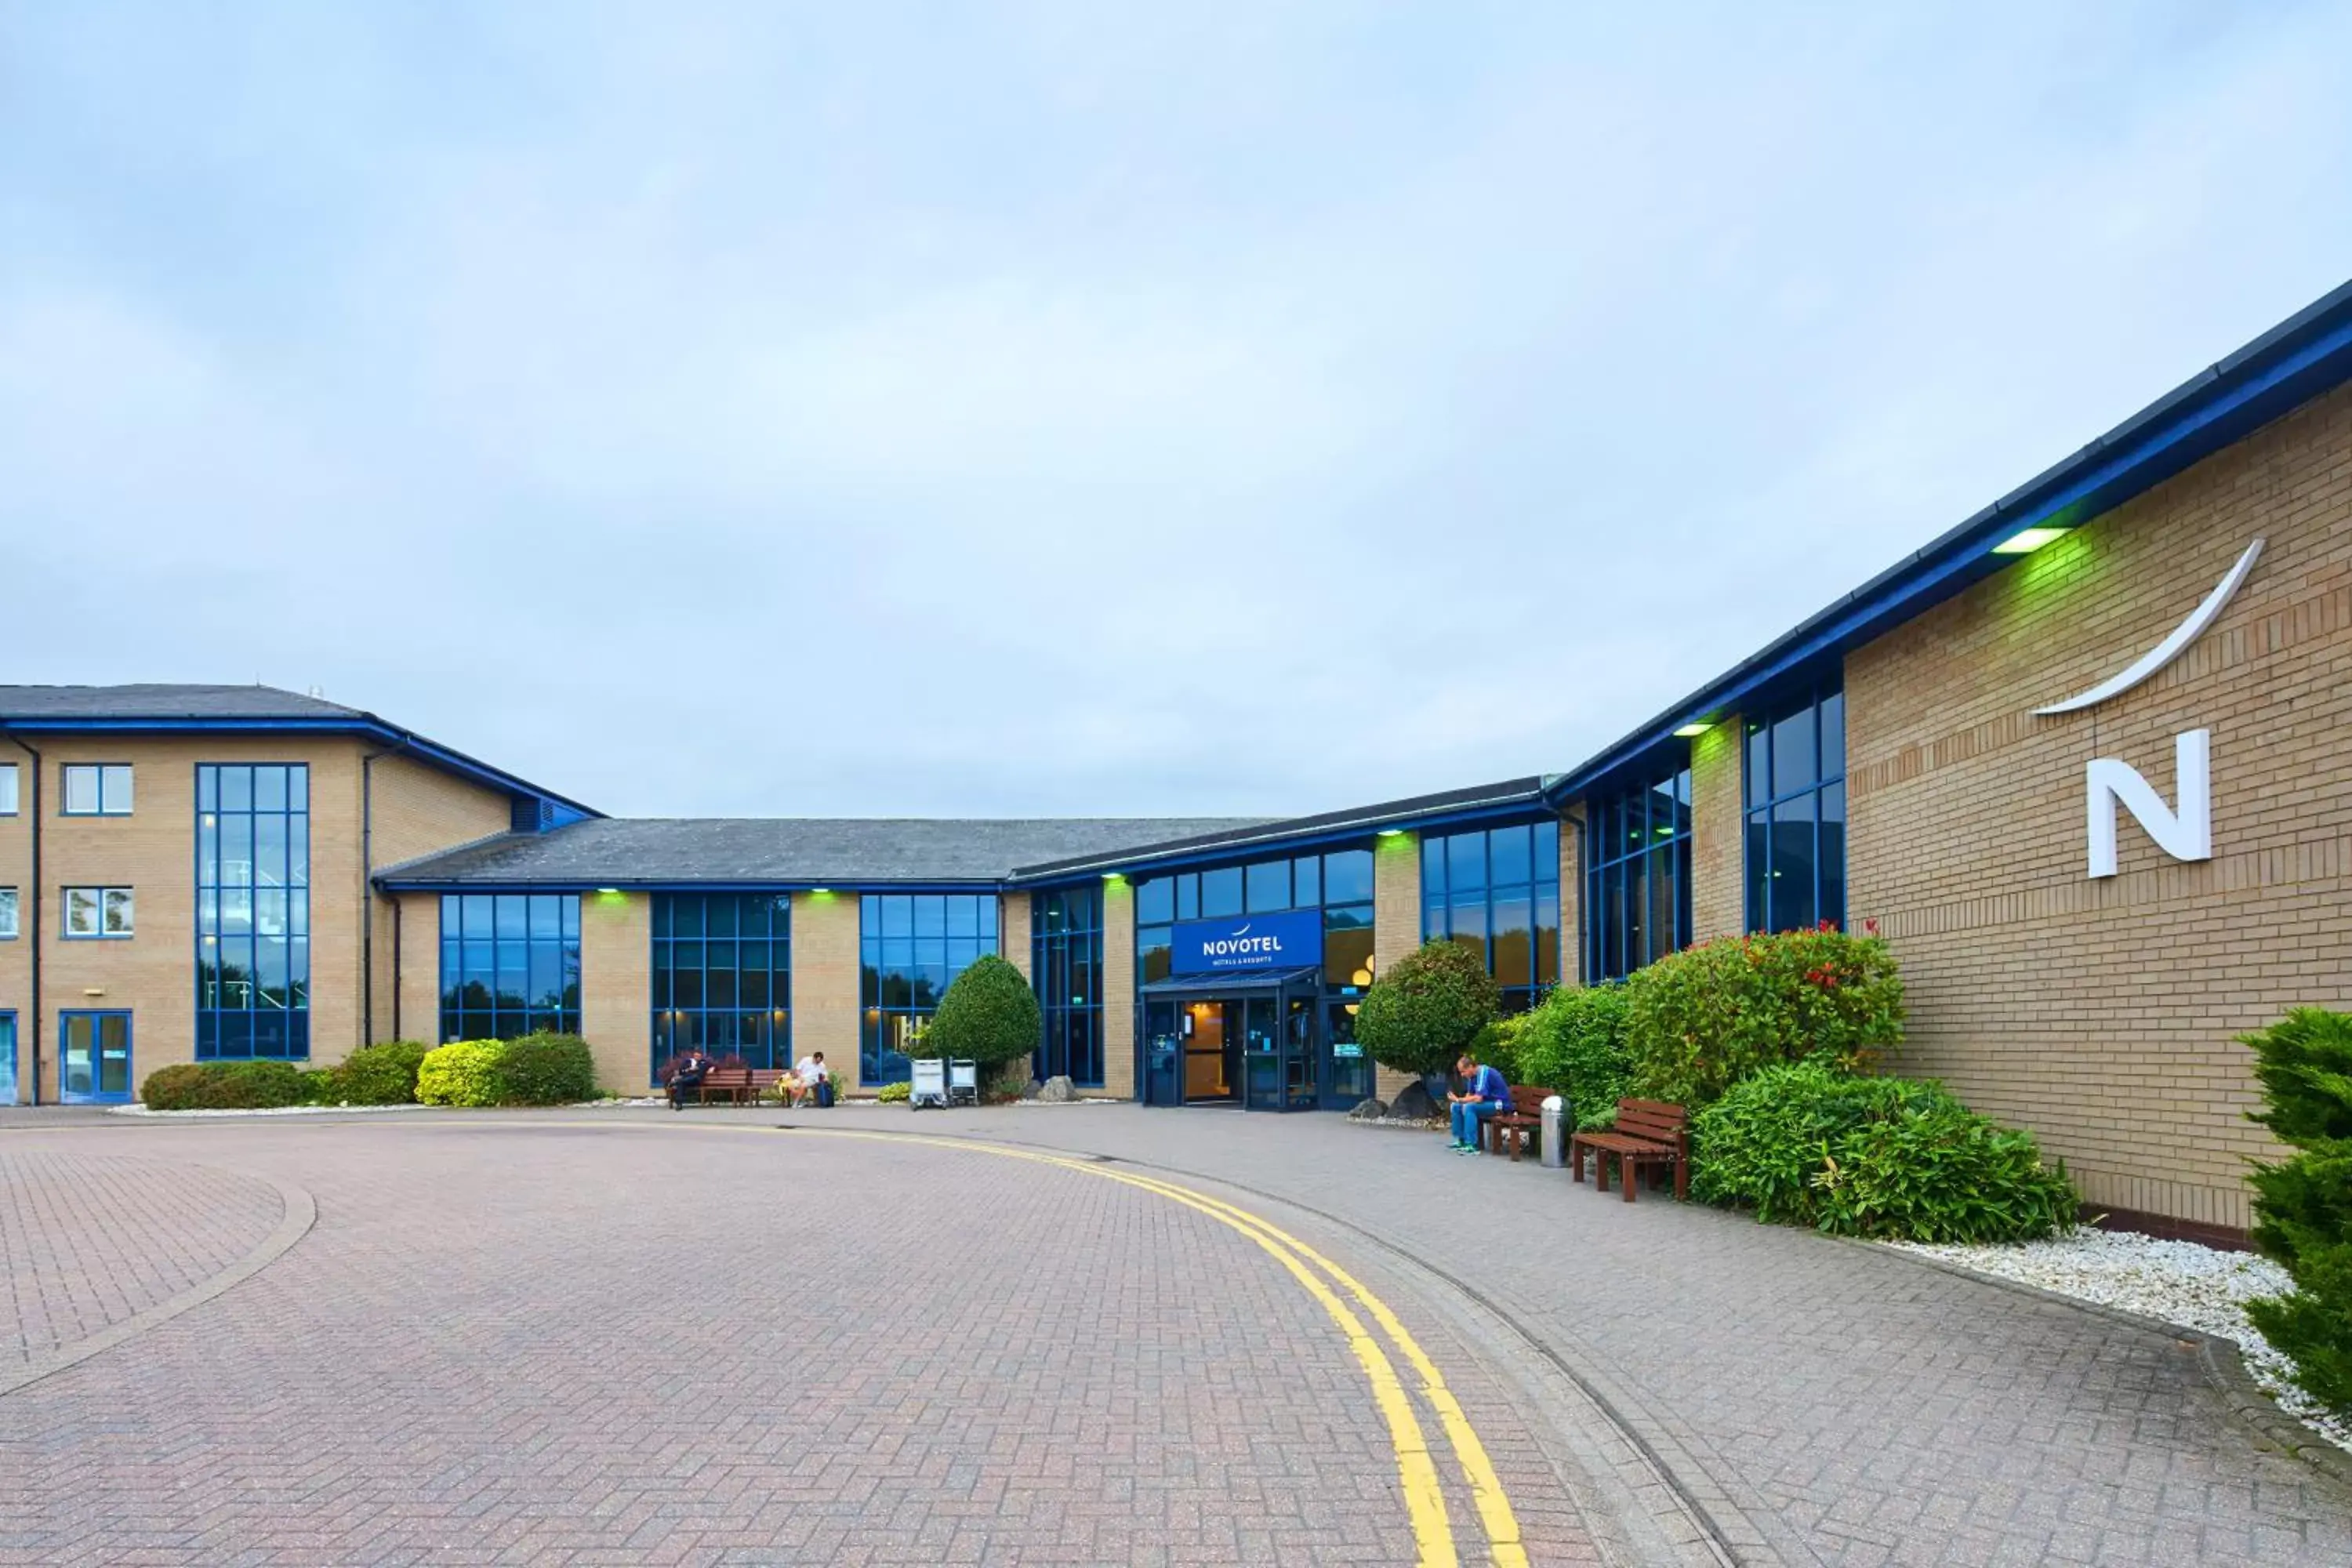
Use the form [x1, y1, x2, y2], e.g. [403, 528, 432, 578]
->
[1, 727, 42, 1105]
[390, 896, 402, 1041]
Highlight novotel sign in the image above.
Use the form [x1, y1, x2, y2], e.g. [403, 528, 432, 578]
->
[1168, 910, 1324, 975]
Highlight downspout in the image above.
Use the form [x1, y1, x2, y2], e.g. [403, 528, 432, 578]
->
[390, 896, 402, 1041]
[1, 727, 42, 1105]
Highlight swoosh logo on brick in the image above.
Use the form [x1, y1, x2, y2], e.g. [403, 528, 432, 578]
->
[2034, 538, 2264, 716]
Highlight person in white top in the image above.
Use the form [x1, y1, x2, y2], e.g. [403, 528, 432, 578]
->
[791, 1051, 830, 1107]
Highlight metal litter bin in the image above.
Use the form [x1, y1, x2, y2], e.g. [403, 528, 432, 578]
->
[1540, 1096, 1568, 1168]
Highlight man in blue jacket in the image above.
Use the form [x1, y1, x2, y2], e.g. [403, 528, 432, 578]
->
[1447, 1051, 1513, 1153]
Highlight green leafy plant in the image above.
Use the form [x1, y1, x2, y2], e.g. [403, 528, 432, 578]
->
[923, 954, 1043, 1070]
[140, 1059, 313, 1111]
[876, 1081, 912, 1104]
[1690, 1061, 2075, 1243]
[1622, 925, 1904, 1109]
[497, 1032, 598, 1105]
[335, 1040, 430, 1105]
[1467, 1014, 1527, 1084]
[1356, 939, 1502, 1080]
[2241, 1008, 2352, 1415]
[1512, 984, 1632, 1129]
[416, 1040, 506, 1106]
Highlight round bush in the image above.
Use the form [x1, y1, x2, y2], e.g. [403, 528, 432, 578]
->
[1691, 1061, 2078, 1243]
[1356, 940, 1501, 1080]
[336, 1040, 430, 1105]
[1512, 984, 1631, 1129]
[416, 1040, 506, 1107]
[1623, 926, 1904, 1109]
[922, 954, 1042, 1069]
[497, 1033, 597, 1105]
[140, 1059, 312, 1110]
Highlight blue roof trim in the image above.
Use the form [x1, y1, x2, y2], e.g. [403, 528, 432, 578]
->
[1546, 274, 2352, 803]
[376, 879, 1001, 895]
[11, 714, 603, 821]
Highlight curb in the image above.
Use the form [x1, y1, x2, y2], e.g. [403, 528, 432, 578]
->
[1856, 1239, 2352, 1495]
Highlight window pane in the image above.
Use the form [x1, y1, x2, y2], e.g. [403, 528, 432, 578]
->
[1746, 724, 1769, 809]
[1820, 781, 1847, 930]
[254, 767, 287, 811]
[0, 887, 18, 939]
[1771, 703, 1817, 797]
[1293, 856, 1320, 908]
[101, 765, 132, 813]
[1175, 875, 1199, 920]
[1446, 833, 1487, 894]
[1534, 891, 1559, 984]
[1746, 811, 1770, 932]
[1771, 794, 1817, 931]
[1491, 895, 1532, 987]
[1244, 859, 1290, 913]
[64, 767, 97, 815]
[0, 765, 17, 815]
[1136, 878, 1173, 925]
[1324, 850, 1374, 906]
[67, 887, 99, 935]
[1533, 819, 1559, 887]
[946, 896, 977, 938]
[1646, 845, 1675, 965]
[912, 896, 946, 937]
[1819, 690, 1845, 782]
[1489, 824, 1532, 888]
[1200, 866, 1243, 919]
[1326, 921, 1375, 995]
[104, 888, 133, 935]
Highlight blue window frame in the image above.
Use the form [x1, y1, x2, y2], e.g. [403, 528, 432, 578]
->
[650, 893, 792, 1082]
[61, 886, 134, 938]
[1033, 887, 1103, 1087]
[197, 764, 310, 1061]
[1584, 764, 1693, 982]
[59, 1009, 132, 1104]
[1744, 682, 1846, 933]
[61, 763, 133, 815]
[1423, 822, 1562, 1012]
[859, 894, 999, 1084]
[0, 887, 17, 940]
[439, 894, 582, 1040]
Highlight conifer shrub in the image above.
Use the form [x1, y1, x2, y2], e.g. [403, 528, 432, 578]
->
[2242, 1007, 2352, 1415]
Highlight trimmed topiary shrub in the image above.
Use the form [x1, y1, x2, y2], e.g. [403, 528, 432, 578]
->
[1512, 983, 1632, 1130]
[416, 1040, 506, 1106]
[336, 1040, 430, 1105]
[2242, 1007, 2352, 1416]
[1356, 939, 1501, 1081]
[876, 1080, 912, 1104]
[1691, 1061, 2077, 1243]
[140, 1059, 313, 1110]
[498, 1032, 597, 1105]
[1622, 925, 1904, 1109]
[923, 955, 1043, 1071]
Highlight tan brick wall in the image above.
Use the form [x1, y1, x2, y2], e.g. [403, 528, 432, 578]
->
[1555, 806, 1582, 986]
[1689, 717, 1744, 941]
[578, 891, 652, 1091]
[1102, 879, 1134, 1099]
[1846, 380, 2352, 1232]
[0, 746, 34, 1102]
[1000, 893, 1032, 982]
[793, 891, 863, 1083]
[364, 753, 515, 1044]
[1372, 830, 1422, 1102]
[391, 891, 441, 1047]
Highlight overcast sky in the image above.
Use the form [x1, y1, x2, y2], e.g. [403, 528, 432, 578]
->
[5, 3, 2350, 819]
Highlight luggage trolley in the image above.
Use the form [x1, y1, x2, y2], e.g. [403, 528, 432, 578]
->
[909, 1057, 950, 1109]
[946, 1059, 980, 1107]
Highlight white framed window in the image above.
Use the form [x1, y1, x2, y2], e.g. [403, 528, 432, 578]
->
[0, 763, 18, 815]
[0, 887, 16, 939]
[64, 886, 133, 938]
[62, 764, 133, 816]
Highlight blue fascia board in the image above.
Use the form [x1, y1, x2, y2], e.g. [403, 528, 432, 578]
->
[6, 713, 603, 822]
[374, 877, 1005, 895]
[1007, 797, 1558, 888]
[1545, 278, 2352, 806]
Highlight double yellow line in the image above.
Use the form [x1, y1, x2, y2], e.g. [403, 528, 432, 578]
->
[791, 1127, 1528, 1568]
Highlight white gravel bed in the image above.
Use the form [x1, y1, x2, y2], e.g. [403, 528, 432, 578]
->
[107, 1102, 441, 1118]
[1886, 1228, 2350, 1454]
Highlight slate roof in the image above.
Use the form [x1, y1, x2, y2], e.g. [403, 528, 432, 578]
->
[377, 815, 1282, 888]
[0, 684, 364, 721]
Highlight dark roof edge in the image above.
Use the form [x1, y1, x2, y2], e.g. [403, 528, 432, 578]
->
[1008, 776, 1558, 883]
[1544, 273, 2352, 804]
[0, 711, 602, 820]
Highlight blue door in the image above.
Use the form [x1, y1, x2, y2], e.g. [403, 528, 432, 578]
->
[0, 1011, 16, 1105]
[60, 1011, 132, 1104]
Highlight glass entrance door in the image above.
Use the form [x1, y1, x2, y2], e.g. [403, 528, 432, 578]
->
[1182, 1000, 1237, 1102]
[0, 1012, 16, 1105]
[1142, 1000, 1181, 1106]
[60, 1011, 132, 1104]
[1241, 996, 1283, 1109]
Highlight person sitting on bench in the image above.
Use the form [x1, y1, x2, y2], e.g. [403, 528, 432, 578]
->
[666, 1047, 713, 1110]
[1446, 1051, 1513, 1154]
[790, 1051, 831, 1108]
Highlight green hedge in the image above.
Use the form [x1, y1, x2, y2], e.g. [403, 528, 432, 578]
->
[1512, 984, 1631, 1130]
[876, 1081, 911, 1103]
[417, 1033, 597, 1108]
[332, 1040, 431, 1105]
[1690, 1060, 2077, 1243]
[1623, 927, 1904, 1109]
[922, 955, 1041, 1069]
[1357, 940, 1501, 1080]
[141, 1059, 317, 1110]
[2243, 1008, 2352, 1415]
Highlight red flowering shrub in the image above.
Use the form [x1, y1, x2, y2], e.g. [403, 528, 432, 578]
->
[1621, 924, 1905, 1109]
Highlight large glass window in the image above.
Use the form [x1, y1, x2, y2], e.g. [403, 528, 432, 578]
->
[860, 894, 999, 1084]
[197, 764, 310, 1060]
[1033, 887, 1103, 1087]
[62, 764, 132, 815]
[650, 894, 792, 1080]
[1745, 682, 1846, 933]
[0, 763, 17, 815]
[0, 888, 15, 940]
[439, 894, 582, 1040]
[1423, 822, 1563, 1011]
[63, 886, 135, 938]
[1584, 764, 1693, 982]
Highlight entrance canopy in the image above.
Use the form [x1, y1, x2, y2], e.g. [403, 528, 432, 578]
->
[1138, 966, 1323, 999]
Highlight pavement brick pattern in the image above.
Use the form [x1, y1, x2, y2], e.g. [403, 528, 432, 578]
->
[0, 1118, 1602, 1566]
[1, 1149, 282, 1369]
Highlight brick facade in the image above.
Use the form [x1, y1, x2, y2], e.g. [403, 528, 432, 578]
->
[790, 891, 862, 1082]
[1846, 381, 2352, 1232]
[578, 891, 652, 1091]
[1688, 716, 1744, 942]
[1101, 880, 1135, 1100]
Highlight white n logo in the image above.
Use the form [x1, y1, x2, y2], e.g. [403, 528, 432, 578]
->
[2085, 729, 2211, 878]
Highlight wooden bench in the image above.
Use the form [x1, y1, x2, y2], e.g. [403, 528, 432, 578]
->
[748, 1069, 790, 1105]
[1483, 1086, 1556, 1162]
[695, 1065, 753, 1106]
[1568, 1098, 1690, 1202]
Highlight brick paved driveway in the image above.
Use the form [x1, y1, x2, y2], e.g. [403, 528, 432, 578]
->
[0, 1113, 1622, 1567]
